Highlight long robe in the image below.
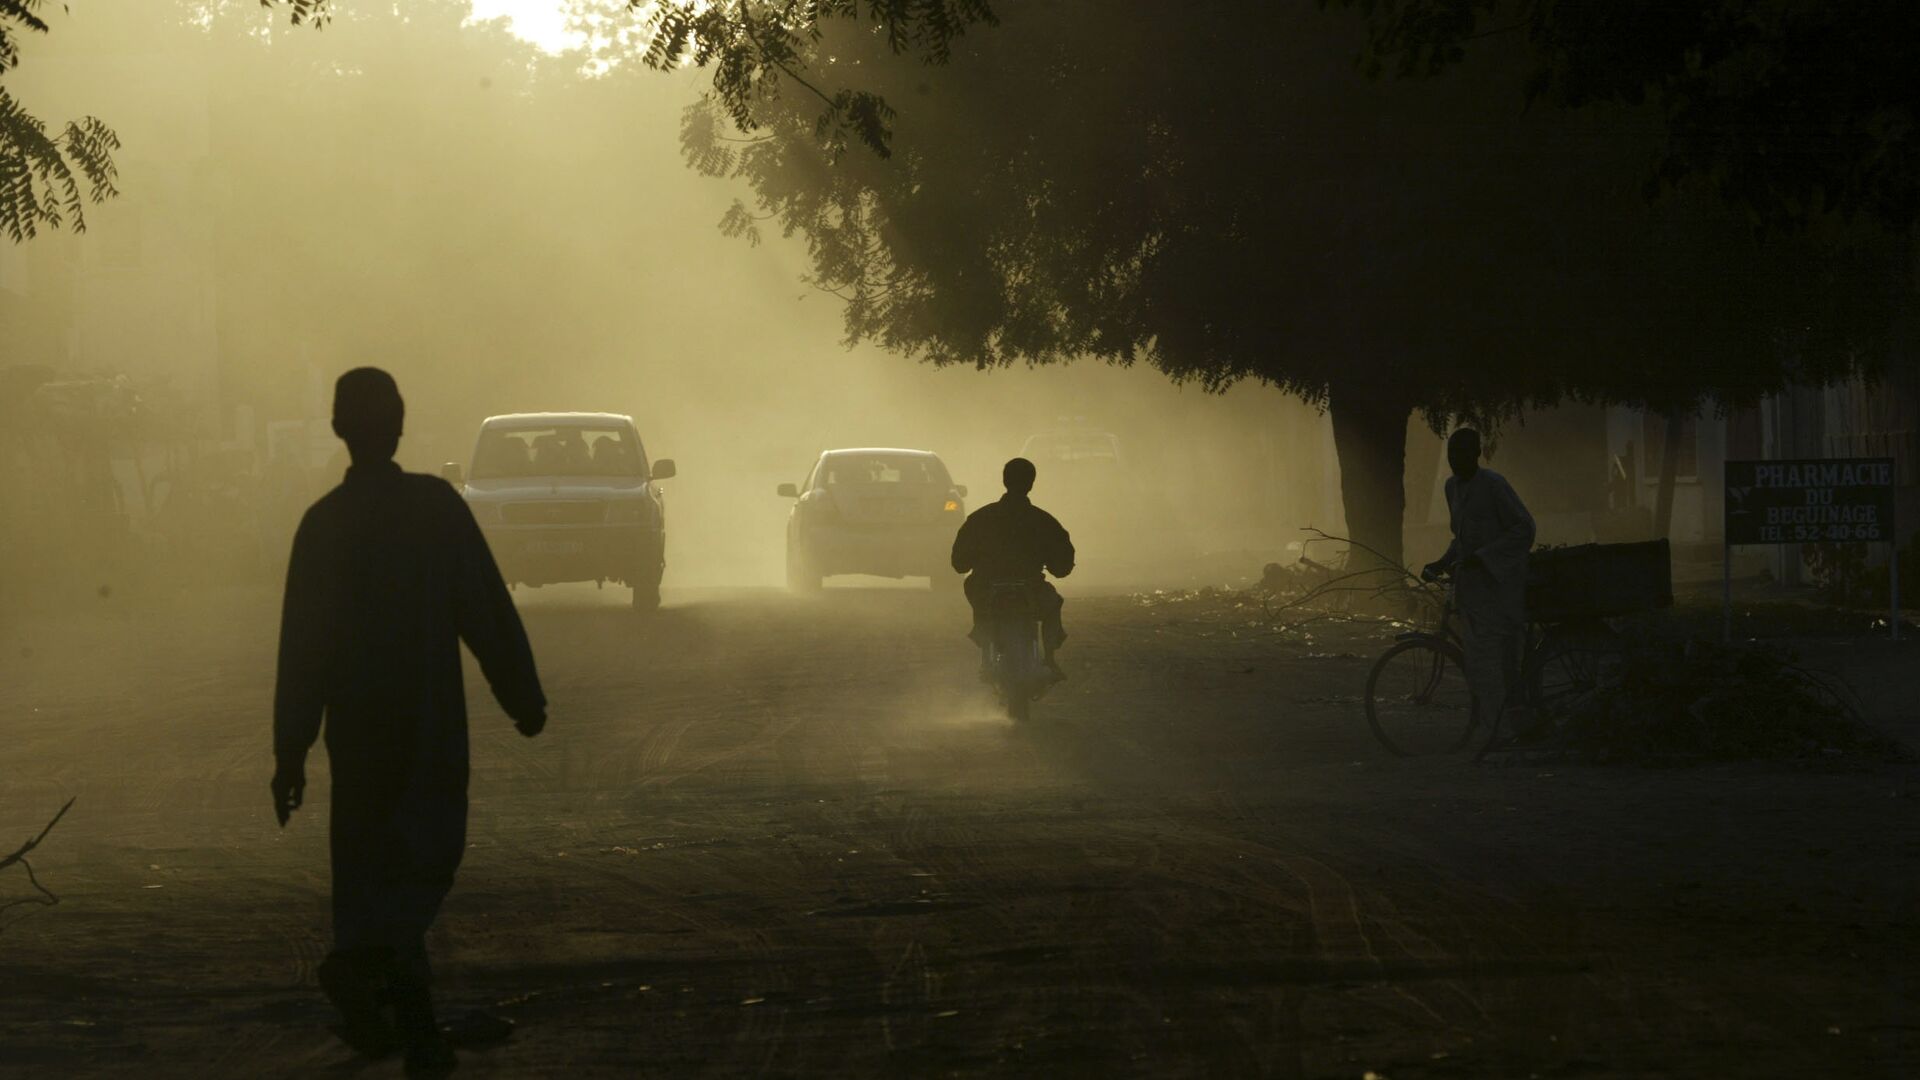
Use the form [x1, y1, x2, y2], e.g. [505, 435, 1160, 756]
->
[274, 460, 544, 952]
[1440, 468, 1535, 722]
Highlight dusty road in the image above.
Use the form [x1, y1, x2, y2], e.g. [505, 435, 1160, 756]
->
[2, 583, 1916, 1078]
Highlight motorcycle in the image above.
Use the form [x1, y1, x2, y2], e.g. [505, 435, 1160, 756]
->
[982, 580, 1051, 722]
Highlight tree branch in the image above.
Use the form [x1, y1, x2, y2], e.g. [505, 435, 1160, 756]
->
[734, 3, 840, 115]
[0, 796, 74, 874]
[0, 797, 75, 922]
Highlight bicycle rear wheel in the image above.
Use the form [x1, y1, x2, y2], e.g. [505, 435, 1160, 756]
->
[1365, 638, 1478, 755]
[1526, 619, 1624, 720]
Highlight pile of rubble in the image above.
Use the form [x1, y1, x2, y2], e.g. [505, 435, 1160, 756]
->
[1558, 637, 1905, 764]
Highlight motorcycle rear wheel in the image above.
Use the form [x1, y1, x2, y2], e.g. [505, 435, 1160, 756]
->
[1005, 686, 1032, 723]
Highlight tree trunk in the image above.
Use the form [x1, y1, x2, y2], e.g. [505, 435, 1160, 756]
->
[1403, 415, 1443, 527]
[1327, 383, 1414, 573]
[1654, 410, 1681, 539]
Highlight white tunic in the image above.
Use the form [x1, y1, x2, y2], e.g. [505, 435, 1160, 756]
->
[1442, 467, 1535, 630]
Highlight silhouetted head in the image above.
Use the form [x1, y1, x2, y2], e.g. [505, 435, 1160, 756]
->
[331, 367, 405, 464]
[1447, 428, 1481, 480]
[1003, 457, 1036, 496]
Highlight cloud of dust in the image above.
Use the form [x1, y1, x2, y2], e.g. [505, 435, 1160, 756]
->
[0, 0, 1341, 606]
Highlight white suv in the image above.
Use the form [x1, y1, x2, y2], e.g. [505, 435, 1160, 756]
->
[443, 412, 675, 610]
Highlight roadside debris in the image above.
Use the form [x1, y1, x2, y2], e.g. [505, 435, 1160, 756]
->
[1, 797, 76, 928]
[1555, 638, 1904, 764]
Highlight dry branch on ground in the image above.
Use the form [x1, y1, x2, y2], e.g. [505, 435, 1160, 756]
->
[1, 796, 75, 924]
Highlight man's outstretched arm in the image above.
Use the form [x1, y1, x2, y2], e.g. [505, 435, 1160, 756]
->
[951, 512, 980, 574]
[1046, 516, 1075, 578]
[271, 514, 326, 825]
[1474, 475, 1537, 583]
[448, 489, 547, 734]
[1423, 478, 1462, 580]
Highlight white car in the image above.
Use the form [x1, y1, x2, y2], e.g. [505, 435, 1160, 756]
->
[443, 412, 675, 610]
[778, 448, 967, 592]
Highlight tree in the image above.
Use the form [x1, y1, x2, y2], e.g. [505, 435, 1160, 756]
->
[561, 0, 995, 157]
[1327, 0, 1920, 234]
[625, 0, 1903, 567]
[0, 1, 119, 240]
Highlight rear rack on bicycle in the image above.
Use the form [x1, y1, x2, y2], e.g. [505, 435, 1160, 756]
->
[1526, 539, 1672, 623]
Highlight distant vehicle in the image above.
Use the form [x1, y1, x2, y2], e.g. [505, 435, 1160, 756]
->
[442, 412, 675, 611]
[1018, 429, 1125, 471]
[1017, 427, 1129, 515]
[1017, 426, 1133, 556]
[778, 448, 967, 592]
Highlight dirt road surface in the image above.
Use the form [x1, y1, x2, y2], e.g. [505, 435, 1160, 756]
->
[2, 584, 1916, 1078]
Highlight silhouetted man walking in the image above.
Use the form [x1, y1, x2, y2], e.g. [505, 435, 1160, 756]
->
[951, 457, 1075, 673]
[272, 368, 545, 1074]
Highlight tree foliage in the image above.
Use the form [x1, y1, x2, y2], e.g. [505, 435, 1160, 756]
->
[1328, 0, 1920, 233]
[651, 1, 1900, 402]
[0, 0, 119, 240]
[270, 0, 331, 25]
[589, 0, 996, 159]
[639, 0, 1906, 564]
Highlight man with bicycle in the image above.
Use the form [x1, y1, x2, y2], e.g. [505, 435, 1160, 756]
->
[1422, 428, 1536, 735]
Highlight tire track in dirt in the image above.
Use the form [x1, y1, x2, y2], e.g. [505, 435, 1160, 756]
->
[8, 586, 1915, 1077]
[1178, 789, 1644, 1076]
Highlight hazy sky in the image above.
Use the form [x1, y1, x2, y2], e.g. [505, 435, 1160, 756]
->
[1, 0, 1348, 592]
[468, 0, 579, 52]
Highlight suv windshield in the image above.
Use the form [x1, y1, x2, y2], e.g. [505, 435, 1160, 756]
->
[1023, 434, 1119, 464]
[822, 454, 950, 486]
[473, 425, 644, 479]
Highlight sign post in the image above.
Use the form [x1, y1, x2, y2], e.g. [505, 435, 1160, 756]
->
[1723, 530, 1733, 643]
[1724, 458, 1898, 642]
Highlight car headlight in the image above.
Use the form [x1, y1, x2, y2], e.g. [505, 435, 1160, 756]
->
[944, 499, 962, 513]
[468, 499, 501, 525]
[606, 499, 649, 523]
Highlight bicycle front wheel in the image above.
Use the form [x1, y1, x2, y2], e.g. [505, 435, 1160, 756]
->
[1366, 638, 1478, 756]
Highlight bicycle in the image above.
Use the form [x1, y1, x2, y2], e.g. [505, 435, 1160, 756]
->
[1363, 571, 1622, 758]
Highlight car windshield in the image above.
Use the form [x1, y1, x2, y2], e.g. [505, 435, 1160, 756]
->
[472, 425, 643, 479]
[822, 454, 949, 486]
[1023, 434, 1119, 464]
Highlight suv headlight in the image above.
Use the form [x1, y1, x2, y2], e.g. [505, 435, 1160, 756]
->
[606, 499, 649, 523]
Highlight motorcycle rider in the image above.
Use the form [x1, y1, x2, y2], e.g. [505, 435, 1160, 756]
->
[950, 457, 1075, 676]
